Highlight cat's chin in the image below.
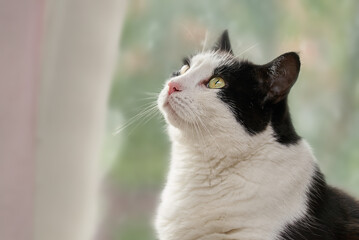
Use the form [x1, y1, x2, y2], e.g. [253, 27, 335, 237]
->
[162, 102, 186, 129]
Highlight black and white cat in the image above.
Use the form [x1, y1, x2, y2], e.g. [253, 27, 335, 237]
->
[155, 30, 359, 240]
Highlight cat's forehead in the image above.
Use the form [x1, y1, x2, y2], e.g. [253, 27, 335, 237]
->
[175, 51, 237, 83]
[190, 51, 235, 68]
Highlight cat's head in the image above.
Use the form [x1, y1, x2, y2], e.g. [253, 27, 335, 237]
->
[158, 30, 301, 145]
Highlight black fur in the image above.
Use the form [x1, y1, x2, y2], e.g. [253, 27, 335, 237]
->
[216, 61, 272, 134]
[215, 59, 300, 145]
[211, 31, 301, 144]
[213, 30, 233, 54]
[279, 168, 359, 240]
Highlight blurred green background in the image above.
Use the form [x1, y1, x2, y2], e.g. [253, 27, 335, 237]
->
[100, 0, 359, 239]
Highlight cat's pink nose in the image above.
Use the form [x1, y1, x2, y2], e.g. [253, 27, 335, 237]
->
[168, 81, 182, 95]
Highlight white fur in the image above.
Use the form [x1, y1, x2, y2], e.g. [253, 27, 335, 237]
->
[155, 51, 316, 240]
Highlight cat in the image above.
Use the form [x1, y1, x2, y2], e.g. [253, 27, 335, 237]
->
[155, 30, 359, 240]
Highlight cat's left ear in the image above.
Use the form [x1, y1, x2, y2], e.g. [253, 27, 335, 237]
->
[213, 30, 233, 54]
[259, 52, 301, 104]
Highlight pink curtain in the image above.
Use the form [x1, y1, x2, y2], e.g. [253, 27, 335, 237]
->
[0, 0, 126, 239]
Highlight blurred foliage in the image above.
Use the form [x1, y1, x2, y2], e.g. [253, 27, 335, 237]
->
[114, 217, 156, 240]
[103, 0, 359, 239]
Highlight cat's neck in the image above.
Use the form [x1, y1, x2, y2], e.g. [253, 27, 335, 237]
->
[167, 124, 316, 184]
[169, 123, 285, 159]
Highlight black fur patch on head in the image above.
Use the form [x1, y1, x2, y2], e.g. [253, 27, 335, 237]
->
[211, 31, 301, 145]
[279, 168, 359, 240]
[215, 58, 300, 145]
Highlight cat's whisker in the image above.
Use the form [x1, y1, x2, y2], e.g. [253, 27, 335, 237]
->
[133, 92, 161, 103]
[192, 123, 205, 150]
[129, 91, 161, 103]
[135, 96, 160, 103]
[142, 91, 161, 97]
[201, 30, 209, 52]
[237, 43, 259, 57]
[127, 102, 158, 121]
[113, 103, 159, 135]
[126, 107, 160, 136]
[124, 109, 159, 136]
[192, 118, 206, 147]
[133, 101, 158, 112]
[196, 124, 214, 183]
[188, 112, 217, 183]
[195, 114, 222, 152]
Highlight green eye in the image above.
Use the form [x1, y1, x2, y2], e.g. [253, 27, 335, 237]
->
[207, 77, 225, 89]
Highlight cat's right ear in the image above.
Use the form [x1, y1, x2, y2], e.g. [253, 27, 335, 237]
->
[258, 52, 301, 104]
[213, 30, 233, 54]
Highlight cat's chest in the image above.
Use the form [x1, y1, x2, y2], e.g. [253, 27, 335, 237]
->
[156, 162, 290, 239]
[155, 142, 315, 240]
[157, 173, 281, 240]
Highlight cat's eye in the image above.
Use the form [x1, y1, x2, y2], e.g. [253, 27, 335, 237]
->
[207, 77, 225, 89]
[180, 64, 190, 75]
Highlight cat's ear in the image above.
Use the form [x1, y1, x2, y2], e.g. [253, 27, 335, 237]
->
[259, 52, 300, 104]
[213, 30, 233, 54]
